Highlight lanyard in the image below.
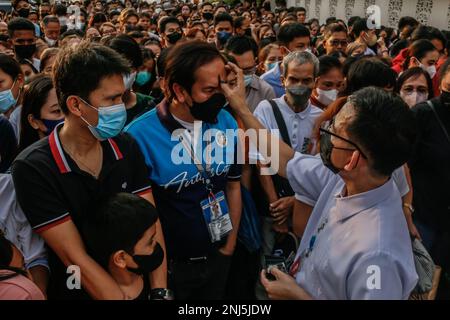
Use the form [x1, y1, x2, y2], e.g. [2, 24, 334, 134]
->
[177, 129, 215, 193]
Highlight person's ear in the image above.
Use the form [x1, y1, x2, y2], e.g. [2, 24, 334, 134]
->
[112, 250, 128, 269]
[16, 73, 25, 88]
[280, 46, 289, 56]
[66, 96, 83, 116]
[172, 82, 188, 104]
[409, 56, 420, 68]
[280, 75, 285, 87]
[344, 150, 361, 172]
[27, 114, 42, 130]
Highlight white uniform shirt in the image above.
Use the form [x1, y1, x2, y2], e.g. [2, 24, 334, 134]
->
[286, 153, 418, 300]
[253, 96, 323, 154]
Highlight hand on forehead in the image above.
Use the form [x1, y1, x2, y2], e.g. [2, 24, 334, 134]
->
[334, 102, 356, 136]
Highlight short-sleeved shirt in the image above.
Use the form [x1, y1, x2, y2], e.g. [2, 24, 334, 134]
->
[125, 99, 242, 259]
[286, 153, 418, 299]
[253, 97, 323, 154]
[261, 62, 285, 98]
[0, 271, 45, 300]
[0, 174, 48, 270]
[245, 75, 276, 113]
[0, 116, 17, 173]
[11, 123, 152, 299]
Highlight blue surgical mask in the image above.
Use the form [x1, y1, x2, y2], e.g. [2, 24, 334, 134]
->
[244, 74, 253, 87]
[135, 71, 152, 86]
[42, 118, 64, 135]
[80, 98, 127, 140]
[264, 62, 278, 71]
[0, 81, 18, 114]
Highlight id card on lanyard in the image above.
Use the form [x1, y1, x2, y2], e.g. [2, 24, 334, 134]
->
[178, 129, 233, 243]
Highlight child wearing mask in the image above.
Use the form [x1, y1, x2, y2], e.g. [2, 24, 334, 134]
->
[82, 193, 170, 300]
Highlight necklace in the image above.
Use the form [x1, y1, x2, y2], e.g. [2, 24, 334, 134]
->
[64, 143, 103, 178]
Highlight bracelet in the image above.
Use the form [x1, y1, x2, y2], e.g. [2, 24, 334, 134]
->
[150, 288, 174, 300]
[403, 203, 415, 213]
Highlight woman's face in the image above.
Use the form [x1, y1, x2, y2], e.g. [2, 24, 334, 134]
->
[265, 47, 283, 65]
[145, 44, 161, 57]
[316, 67, 345, 92]
[0, 69, 22, 100]
[194, 30, 206, 41]
[418, 50, 440, 68]
[40, 89, 63, 121]
[102, 26, 116, 37]
[86, 27, 101, 39]
[400, 74, 429, 108]
[43, 55, 57, 75]
[20, 64, 35, 82]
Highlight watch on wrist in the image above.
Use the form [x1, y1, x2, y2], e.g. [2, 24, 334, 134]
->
[150, 288, 174, 300]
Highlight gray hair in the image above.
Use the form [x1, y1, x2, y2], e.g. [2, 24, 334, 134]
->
[282, 51, 319, 79]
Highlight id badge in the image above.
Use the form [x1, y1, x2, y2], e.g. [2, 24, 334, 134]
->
[200, 191, 233, 243]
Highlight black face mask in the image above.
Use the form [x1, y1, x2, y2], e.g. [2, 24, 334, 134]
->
[264, 36, 277, 43]
[189, 92, 227, 123]
[127, 243, 164, 275]
[319, 131, 341, 174]
[441, 90, 450, 107]
[244, 28, 252, 37]
[14, 44, 36, 60]
[202, 12, 213, 20]
[167, 31, 182, 44]
[17, 8, 30, 18]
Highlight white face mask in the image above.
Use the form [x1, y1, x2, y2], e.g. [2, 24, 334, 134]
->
[45, 36, 57, 47]
[400, 90, 428, 108]
[419, 62, 437, 79]
[316, 88, 338, 106]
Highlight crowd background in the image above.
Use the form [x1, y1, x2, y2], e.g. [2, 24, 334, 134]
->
[0, 0, 449, 300]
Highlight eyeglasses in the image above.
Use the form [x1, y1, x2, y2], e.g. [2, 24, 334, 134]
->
[319, 126, 367, 159]
[329, 39, 348, 47]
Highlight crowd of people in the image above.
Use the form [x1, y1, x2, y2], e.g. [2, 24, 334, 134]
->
[0, 0, 449, 300]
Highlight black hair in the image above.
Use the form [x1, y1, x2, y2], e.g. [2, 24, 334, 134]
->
[90, 12, 108, 27]
[440, 58, 450, 81]
[164, 40, 225, 100]
[42, 15, 60, 27]
[233, 16, 247, 30]
[346, 87, 416, 177]
[0, 232, 28, 282]
[82, 193, 159, 269]
[60, 29, 83, 40]
[398, 16, 418, 31]
[19, 75, 54, 152]
[324, 23, 347, 40]
[7, 17, 35, 38]
[225, 35, 258, 58]
[395, 67, 434, 100]
[139, 12, 151, 20]
[325, 17, 337, 25]
[403, 39, 438, 71]
[18, 58, 38, 74]
[53, 41, 131, 114]
[200, 2, 213, 10]
[0, 53, 22, 81]
[318, 55, 342, 77]
[156, 46, 171, 78]
[54, 3, 67, 16]
[12, 0, 28, 10]
[159, 16, 181, 33]
[411, 26, 447, 50]
[347, 16, 360, 28]
[108, 34, 143, 69]
[214, 12, 233, 27]
[351, 18, 369, 38]
[277, 22, 310, 46]
[344, 56, 397, 95]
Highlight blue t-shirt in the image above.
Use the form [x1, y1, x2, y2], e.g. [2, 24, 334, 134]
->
[125, 100, 242, 258]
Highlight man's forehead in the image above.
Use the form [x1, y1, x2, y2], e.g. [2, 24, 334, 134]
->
[287, 61, 314, 77]
[195, 59, 226, 86]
